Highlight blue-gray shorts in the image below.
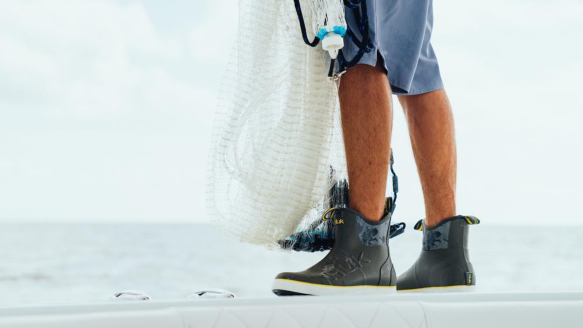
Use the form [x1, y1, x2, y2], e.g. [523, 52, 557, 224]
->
[342, 0, 443, 95]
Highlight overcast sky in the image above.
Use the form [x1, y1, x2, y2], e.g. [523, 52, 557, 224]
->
[0, 0, 581, 226]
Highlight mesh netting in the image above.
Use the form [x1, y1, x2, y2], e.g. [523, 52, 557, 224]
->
[205, 0, 347, 249]
[310, 0, 346, 35]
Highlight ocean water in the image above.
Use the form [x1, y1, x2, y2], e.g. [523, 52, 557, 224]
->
[1, 223, 582, 305]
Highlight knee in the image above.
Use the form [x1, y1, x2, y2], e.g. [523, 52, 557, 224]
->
[398, 95, 413, 116]
[399, 89, 448, 115]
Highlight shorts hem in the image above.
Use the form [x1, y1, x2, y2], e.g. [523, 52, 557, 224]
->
[344, 60, 444, 96]
[394, 81, 444, 96]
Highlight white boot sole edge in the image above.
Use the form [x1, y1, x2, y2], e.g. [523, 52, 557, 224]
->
[397, 285, 476, 293]
[272, 279, 397, 296]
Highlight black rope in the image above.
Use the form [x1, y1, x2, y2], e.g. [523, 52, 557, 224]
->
[337, 0, 372, 73]
[328, 58, 336, 78]
[346, 29, 364, 49]
[389, 150, 399, 214]
[293, 0, 320, 47]
[344, 0, 362, 8]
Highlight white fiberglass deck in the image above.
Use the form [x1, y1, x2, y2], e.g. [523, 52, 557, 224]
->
[0, 292, 582, 328]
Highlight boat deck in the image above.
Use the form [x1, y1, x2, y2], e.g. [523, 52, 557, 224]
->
[1, 292, 582, 328]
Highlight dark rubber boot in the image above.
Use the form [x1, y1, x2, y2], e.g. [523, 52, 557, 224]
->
[397, 215, 480, 292]
[272, 208, 397, 296]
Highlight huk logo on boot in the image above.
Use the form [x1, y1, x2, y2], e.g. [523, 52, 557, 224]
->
[322, 209, 343, 224]
[321, 251, 371, 280]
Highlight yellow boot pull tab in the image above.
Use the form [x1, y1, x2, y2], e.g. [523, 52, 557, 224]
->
[414, 219, 424, 231]
[464, 216, 481, 225]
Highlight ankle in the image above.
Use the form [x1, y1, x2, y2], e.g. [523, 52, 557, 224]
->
[349, 203, 385, 222]
[425, 212, 456, 228]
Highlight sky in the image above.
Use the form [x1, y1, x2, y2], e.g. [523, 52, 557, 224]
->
[0, 0, 581, 225]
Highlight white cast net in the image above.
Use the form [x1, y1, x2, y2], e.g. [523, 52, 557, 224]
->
[205, 0, 347, 249]
[310, 0, 347, 35]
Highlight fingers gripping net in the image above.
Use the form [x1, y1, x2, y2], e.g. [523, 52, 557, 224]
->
[206, 0, 347, 249]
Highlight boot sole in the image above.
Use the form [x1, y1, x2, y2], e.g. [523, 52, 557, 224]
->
[397, 285, 476, 293]
[272, 279, 396, 296]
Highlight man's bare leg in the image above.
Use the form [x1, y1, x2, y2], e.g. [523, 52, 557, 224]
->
[398, 89, 457, 227]
[338, 61, 393, 222]
[397, 90, 478, 292]
[273, 62, 400, 295]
